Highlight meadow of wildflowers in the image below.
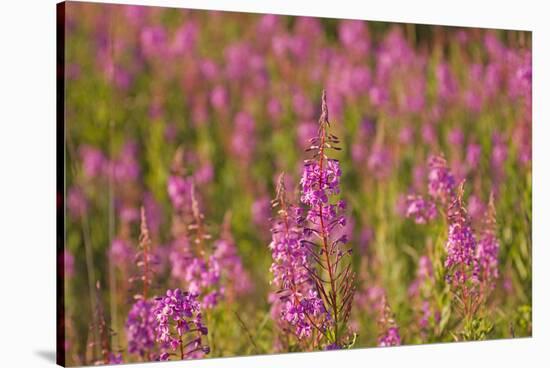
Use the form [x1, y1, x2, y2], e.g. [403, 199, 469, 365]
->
[59, 2, 531, 366]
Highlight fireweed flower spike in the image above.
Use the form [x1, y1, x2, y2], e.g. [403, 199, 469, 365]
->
[167, 147, 192, 215]
[405, 194, 437, 224]
[378, 326, 401, 346]
[299, 90, 356, 348]
[445, 182, 483, 323]
[167, 148, 196, 284]
[405, 154, 454, 224]
[445, 182, 478, 286]
[91, 281, 122, 365]
[408, 256, 440, 336]
[408, 256, 434, 298]
[126, 299, 156, 359]
[153, 288, 209, 360]
[269, 173, 328, 345]
[167, 154, 221, 308]
[109, 238, 134, 269]
[189, 184, 210, 257]
[130, 207, 155, 300]
[126, 207, 158, 360]
[477, 193, 500, 291]
[377, 298, 401, 347]
[214, 212, 253, 299]
[428, 154, 456, 204]
[184, 183, 222, 308]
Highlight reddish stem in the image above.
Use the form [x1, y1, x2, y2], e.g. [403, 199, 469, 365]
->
[317, 112, 340, 345]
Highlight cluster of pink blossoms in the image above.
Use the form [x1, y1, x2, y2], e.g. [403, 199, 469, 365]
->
[152, 289, 209, 360]
[269, 175, 328, 340]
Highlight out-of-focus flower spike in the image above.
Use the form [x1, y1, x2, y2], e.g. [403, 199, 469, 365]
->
[477, 192, 500, 289]
[377, 296, 401, 347]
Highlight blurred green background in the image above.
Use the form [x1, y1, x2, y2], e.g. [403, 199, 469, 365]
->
[62, 2, 531, 365]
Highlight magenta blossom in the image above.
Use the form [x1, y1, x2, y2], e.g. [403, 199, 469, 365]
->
[269, 175, 327, 339]
[109, 238, 134, 269]
[427, 154, 455, 204]
[405, 195, 437, 224]
[477, 195, 500, 289]
[126, 299, 156, 358]
[378, 327, 401, 347]
[445, 184, 479, 287]
[153, 289, 209, 360]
